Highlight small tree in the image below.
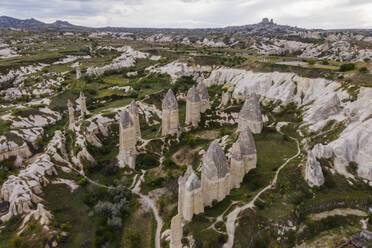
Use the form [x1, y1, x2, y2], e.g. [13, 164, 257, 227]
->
[359, 67, 369, 73]
[339, 63, 355, 72]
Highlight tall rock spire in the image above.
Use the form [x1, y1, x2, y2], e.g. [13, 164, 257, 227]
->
[238, 93, 263, 134]
[196, 81, 209, 113]
[128, 100, 141, 138]
[76, 66, 81, 80]
[185, 86, 201, 127]
[178, 166, 204, 221]
[230, 128, 257, 189]
[170, 214, 183, 248]
[80, 91, 87, 117]
[118, 109, 137, 169]
[201, 140, 231, 206]
[67, 99, 75, 129]
[162, 89, 179, 136]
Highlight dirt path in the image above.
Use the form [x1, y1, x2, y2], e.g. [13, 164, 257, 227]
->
[309, 208, 367, 221]
[132, 170, 164, 248]
[223, 135, 301, 248]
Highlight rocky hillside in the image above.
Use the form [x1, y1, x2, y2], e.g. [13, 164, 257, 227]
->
[0, 27, 371, 248]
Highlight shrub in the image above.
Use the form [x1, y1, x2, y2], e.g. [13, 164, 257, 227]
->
[322, 59, 329, 65]
[184, 133, 197, 147]
[136, 153, 159, 170]
[107, 217, 122, 228]
[307, 60, 315, 65]
[10, 236, 25, 248]
[339, 63, 355, 72]
[82, 193, 98, 206]
[77, 177, 87, 186]
[163, 157, 176, 169]
[359, 67, 369, 73]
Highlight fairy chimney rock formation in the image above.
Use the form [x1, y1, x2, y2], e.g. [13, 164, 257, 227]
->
[128, 100, 141, 138]
[178, 166, 204, 221]
[196, 81, 209, 113]
[201, 140, 231, 206]
[170, 214, 183, 248]
[117, 110, 137, 169]
[185, 86, 201, 127]
[67, 99, 75, 129]
[221, 91, 231, 106]
[230, 128, 257, 189]
[162, 89, 179, 136]
[76, 66, 81, 80]
[80, 91, 87, 117]
[305, 152, 325, 187]
[238, 93, 263, 134]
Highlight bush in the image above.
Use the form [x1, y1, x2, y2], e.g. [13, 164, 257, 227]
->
[10, 236, 25, 248]
[82, 193, 98, 206]
[339, 63, 355, 72]
[322, 59, 329, 65]
[136, 153, 159, 170]
[307, 60, 315, 65]
[359, 67, 369, 73]
[77, 177, 87, 186]
[163, 157, 176, 169]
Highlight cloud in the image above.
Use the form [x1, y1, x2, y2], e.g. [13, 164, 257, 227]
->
[0, 0, 371, 29]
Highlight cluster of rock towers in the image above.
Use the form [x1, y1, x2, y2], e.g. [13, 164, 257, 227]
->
[67, 91, 87, 130]
[117, 82, 210, 169]
[171, 129, 257, 247]
[170, 92, 263, 248]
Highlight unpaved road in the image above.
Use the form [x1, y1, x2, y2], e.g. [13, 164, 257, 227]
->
[132, 170, 164, 248]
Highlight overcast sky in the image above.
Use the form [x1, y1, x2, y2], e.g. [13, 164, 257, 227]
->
[1, 0, 371, 29]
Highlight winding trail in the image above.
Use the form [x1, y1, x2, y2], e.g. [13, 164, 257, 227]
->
[132, 170, 164, 248]
[223, 135, 301, 248]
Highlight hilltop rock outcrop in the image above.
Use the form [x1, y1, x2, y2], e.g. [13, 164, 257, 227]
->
[0, 131, 66, 222]
[204, 67, 372, 182]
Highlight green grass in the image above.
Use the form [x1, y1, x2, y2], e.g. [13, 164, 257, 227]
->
[231, 126, 298, 200]
[121, 197, 153, 248]
[184, 214, 227, 248]
[43, 184, 98, 248]
[0, 119, 11, 134]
